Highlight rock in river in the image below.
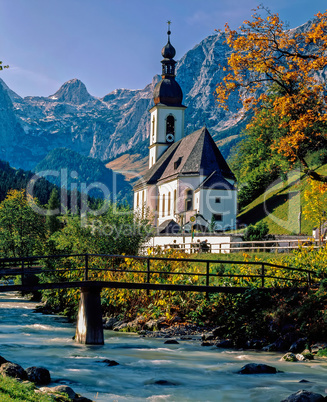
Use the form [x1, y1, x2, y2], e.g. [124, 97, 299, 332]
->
[280, 389, 325, 401]
[237, 363, 279, 374]
[26, 366, 51, 384]
[0, 362, 27, 380]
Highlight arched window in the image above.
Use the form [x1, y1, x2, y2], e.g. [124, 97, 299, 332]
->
[185, 189, 193, 212]
[162, 194, 165, 217]
[168, 192, 171, 215]
[166, 115, 175, 135]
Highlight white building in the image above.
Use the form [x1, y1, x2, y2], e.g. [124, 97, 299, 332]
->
[134, 26, 237, 233]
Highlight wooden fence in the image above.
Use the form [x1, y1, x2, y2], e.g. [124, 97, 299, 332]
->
[143, 238, 324, 254]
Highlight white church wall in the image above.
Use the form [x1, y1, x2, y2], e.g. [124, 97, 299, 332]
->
[146, 185, 158, 224]
[176, 176, 206, 214]
[134, 185, 160, 225]
[154, 106, 185, 143]
[133, 190, 140, 213]
[198, 188, 237, 230]
[157, 175, 206, 226]
[157, 179, 178, 226]
[133, 188, 148, 216]
[148, 106, 185, 168]
[149, 108, 158, 146]
[143, 234, 243, 254]
[194, 192, 200, 213]
[149, 143, 168, 168]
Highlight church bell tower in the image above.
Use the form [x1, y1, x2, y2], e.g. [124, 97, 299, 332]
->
[149, 22, 186, 169]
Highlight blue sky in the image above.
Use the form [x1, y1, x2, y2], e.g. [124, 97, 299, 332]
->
[0, 0, 326, 98]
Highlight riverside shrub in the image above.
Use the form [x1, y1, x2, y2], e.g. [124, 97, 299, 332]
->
[39, 246, 327, 343]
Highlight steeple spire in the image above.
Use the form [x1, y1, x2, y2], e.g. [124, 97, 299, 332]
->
[161, 20, 176, 77]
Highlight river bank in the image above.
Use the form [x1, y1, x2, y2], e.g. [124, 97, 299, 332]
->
[1, 292, 327, 401]
[104, 313, 327, 358]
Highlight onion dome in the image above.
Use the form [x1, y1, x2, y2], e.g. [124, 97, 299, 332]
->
[161, 35, 176, 59]
[153, 78, 183, 106]
[153, 22, 183, 107]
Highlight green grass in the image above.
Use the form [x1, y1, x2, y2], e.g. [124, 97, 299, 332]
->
[0, 377, 54, 401]
[238, 164, 327, 235]
[183, 251, 305, 288]
[316, 348, 327, 357]
[191, 252, 286, 264]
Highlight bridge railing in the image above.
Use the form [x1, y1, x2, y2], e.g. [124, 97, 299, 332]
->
[0, 253, 319, 291]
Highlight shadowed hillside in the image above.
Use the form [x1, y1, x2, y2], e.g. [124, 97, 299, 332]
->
[238, 165, 327, 235]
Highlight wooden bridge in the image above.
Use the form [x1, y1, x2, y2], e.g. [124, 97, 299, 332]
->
[0, 253, 319, 345]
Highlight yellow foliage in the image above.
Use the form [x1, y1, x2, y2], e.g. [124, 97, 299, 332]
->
[303, 179, 327, 233]
[216, 6, 327, 179]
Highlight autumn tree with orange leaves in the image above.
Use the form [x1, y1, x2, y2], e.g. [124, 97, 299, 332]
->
[217, 6, 327, 182]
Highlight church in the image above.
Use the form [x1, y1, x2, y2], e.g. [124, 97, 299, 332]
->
[133, 26, 237, 233]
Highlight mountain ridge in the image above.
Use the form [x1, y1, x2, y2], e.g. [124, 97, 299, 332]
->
[0, 24, 317, 172]
[0, 31, 247, 171]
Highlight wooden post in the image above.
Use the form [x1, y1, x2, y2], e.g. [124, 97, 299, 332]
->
[146, 259, 150, 296]
[261, 264, 265, 288]
[84, 254, 89, 280]
[206, 262, 210, 299]
[75, 286, 104, 345]
[21, 260, 25, 287]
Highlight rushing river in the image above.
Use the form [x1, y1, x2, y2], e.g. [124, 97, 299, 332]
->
[0, 292, 326, 401]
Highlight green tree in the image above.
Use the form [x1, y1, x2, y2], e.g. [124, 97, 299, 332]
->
[46, 188, 61, 235]
[243, 221, 269, 241]
[51, 202, 151, 255]
[0, 189, 46, 257]
[229, 105, 290, 208]
[209, 215, 216, 233]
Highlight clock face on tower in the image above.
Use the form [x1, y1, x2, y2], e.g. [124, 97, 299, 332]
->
[166, 133, 174, 143]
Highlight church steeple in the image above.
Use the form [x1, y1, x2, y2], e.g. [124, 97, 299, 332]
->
[149, 22, 186, 169]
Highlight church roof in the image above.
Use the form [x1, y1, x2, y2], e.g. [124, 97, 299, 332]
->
[134, 127, 236, 190]
[157, 219, 181, 234]
[195, 170, 234, 191]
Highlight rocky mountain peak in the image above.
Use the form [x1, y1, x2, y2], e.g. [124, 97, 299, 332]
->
[49, 78, 93, 105]
[0, 78, 22, 103]
[0, 21, 319, 172]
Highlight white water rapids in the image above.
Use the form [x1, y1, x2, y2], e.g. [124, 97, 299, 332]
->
[0, 292, 326, 401]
